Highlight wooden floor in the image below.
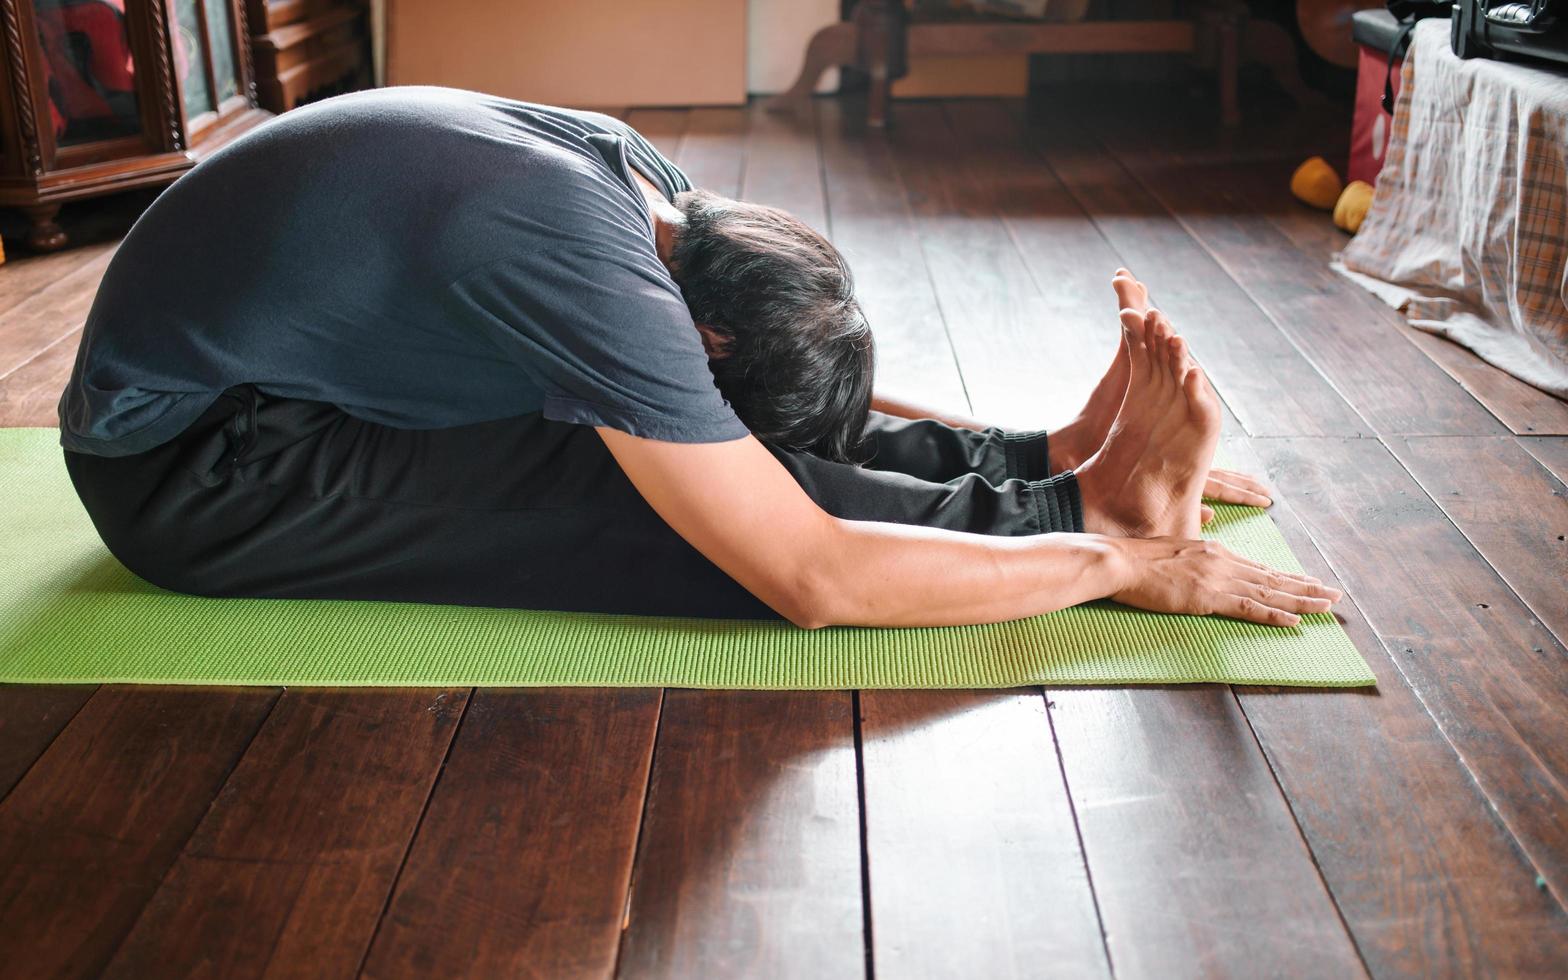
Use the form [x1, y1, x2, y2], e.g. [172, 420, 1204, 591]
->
[2, 91, 1567, 978]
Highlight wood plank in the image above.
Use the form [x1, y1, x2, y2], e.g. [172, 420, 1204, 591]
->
[0, 240, 115, 321]
[816, 99, 970, 422]
[613, 103, 865, 980]
[885, 99, 1362, 975]
[0, 687, 277, 978]
[886, 100, 1108, 428]
[100, 689, 466, 980]
[0, 250, 112, 379]
[1094, 121, 1507, 439]
[1257, 435, 1568, 909]
[1400, 330, 1568, 435]
[818, 97, 1108, 974]
[677, 107, 748, 198]
[0, 685, 95, 801]
[1016, 102, 1369, 438]
[0, 327, 78, 426]
[859, 691, 1110, 977]
[743, 102, 828, 233]
[624, 108, 689, 162]
[361, 689, 658, 979]
[1223, 436, 1568, 975]
[1051, 683, 1366, 978]
[1389, 436, 1568, 648]
[1237, 162, 1568, 437]
[1091, 94, 1568, 436]
[615, 691, 863, 979]
[1523, 436, 1568, 484]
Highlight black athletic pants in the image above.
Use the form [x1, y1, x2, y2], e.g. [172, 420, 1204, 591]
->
[64, 385, 1083, 619]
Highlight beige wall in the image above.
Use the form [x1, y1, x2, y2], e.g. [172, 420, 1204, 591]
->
[387, 0, 747, 107]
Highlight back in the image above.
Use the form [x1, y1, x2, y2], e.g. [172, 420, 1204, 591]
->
[59, 87, 737, 456]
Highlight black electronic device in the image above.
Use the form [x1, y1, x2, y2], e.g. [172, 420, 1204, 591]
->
[1452, 1, 1568, 67]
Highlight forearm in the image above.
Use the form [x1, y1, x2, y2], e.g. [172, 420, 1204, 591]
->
[801, 519, 1126, 628]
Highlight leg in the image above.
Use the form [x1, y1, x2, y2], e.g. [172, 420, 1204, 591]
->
[64, 386, 1080, 622]
[866, 267, 1146, 479]
[22, 204, 67, 252]
[65, 387, 777, 619]
[772, 442, 1082, 537]
[859, 411, 1053, 485]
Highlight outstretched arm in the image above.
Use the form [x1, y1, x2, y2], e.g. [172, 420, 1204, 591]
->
[598, 428, 1337, 629]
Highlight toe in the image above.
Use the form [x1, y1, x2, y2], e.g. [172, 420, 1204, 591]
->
[1112, 276, 1139, 311]
[1120, 307, 1148, 348]
[1140, 311, 1162, 375]
[1145, 310, 1174, 375]
[1113, 273, 1149, 314]
[1183, 366, 1223, 428]
[1168, 335, 1190, 380]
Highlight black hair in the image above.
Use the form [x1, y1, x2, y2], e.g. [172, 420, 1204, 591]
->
[669, 189, 875, 463]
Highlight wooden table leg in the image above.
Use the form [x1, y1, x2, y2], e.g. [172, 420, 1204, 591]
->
[1207, 1, 1244, 127]
[1243, 15, 1319, 110]
[856, 0, 908, 129]
[21, 204, 67, 252]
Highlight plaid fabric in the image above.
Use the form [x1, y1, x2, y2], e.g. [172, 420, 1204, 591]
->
[1335, 20, 1568, 398]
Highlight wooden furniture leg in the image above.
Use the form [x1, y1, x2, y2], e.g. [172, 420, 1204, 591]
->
[22, 205, 67, 252]
[1197, 0, 1245, 127]
[856, 0, 908, 128]
[1242, 16, 1318, 109]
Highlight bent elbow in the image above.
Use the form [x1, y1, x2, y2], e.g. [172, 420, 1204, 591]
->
[786, 607, 834, 631]
[777, 593, 836, 631]
[773, 571, 841, 631]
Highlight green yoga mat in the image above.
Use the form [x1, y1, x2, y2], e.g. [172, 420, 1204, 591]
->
[0, 428, 1374, 689]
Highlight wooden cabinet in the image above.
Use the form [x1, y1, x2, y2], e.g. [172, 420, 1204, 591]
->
[244, 0, 370, 115]
[0, 0, 270, 251]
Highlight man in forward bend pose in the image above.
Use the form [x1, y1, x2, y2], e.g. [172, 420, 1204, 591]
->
[59, 88, 1339, 629]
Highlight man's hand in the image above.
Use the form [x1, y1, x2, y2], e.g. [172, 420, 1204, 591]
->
[1109, 537, 1341, 628]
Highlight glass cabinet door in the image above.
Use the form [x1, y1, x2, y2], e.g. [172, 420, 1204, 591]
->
[174, 0, 214, 119]
[174, 0, 244, 127]
[33, 0, 145, 147]
[205, 0, 240, 105]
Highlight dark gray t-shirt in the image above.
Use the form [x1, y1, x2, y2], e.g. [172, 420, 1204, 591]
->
[59, 86, 749, 456]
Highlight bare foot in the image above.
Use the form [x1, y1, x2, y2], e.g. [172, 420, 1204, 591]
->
[1075, 307, 1222, 539]
[1050, 268, 1143, 470]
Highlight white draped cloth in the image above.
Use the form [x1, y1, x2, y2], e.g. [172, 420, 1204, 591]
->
[1334, 20, 1568, 399]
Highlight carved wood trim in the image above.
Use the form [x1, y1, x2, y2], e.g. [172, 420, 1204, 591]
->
[1, 0, 43, 173]
[146, 0, 184, 149]
[232, 0, 257, 103]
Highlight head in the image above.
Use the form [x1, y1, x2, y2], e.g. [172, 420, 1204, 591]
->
[666, 189, 875, 463]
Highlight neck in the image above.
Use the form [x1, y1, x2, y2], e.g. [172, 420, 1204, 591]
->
[631, 170, 683, 272]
